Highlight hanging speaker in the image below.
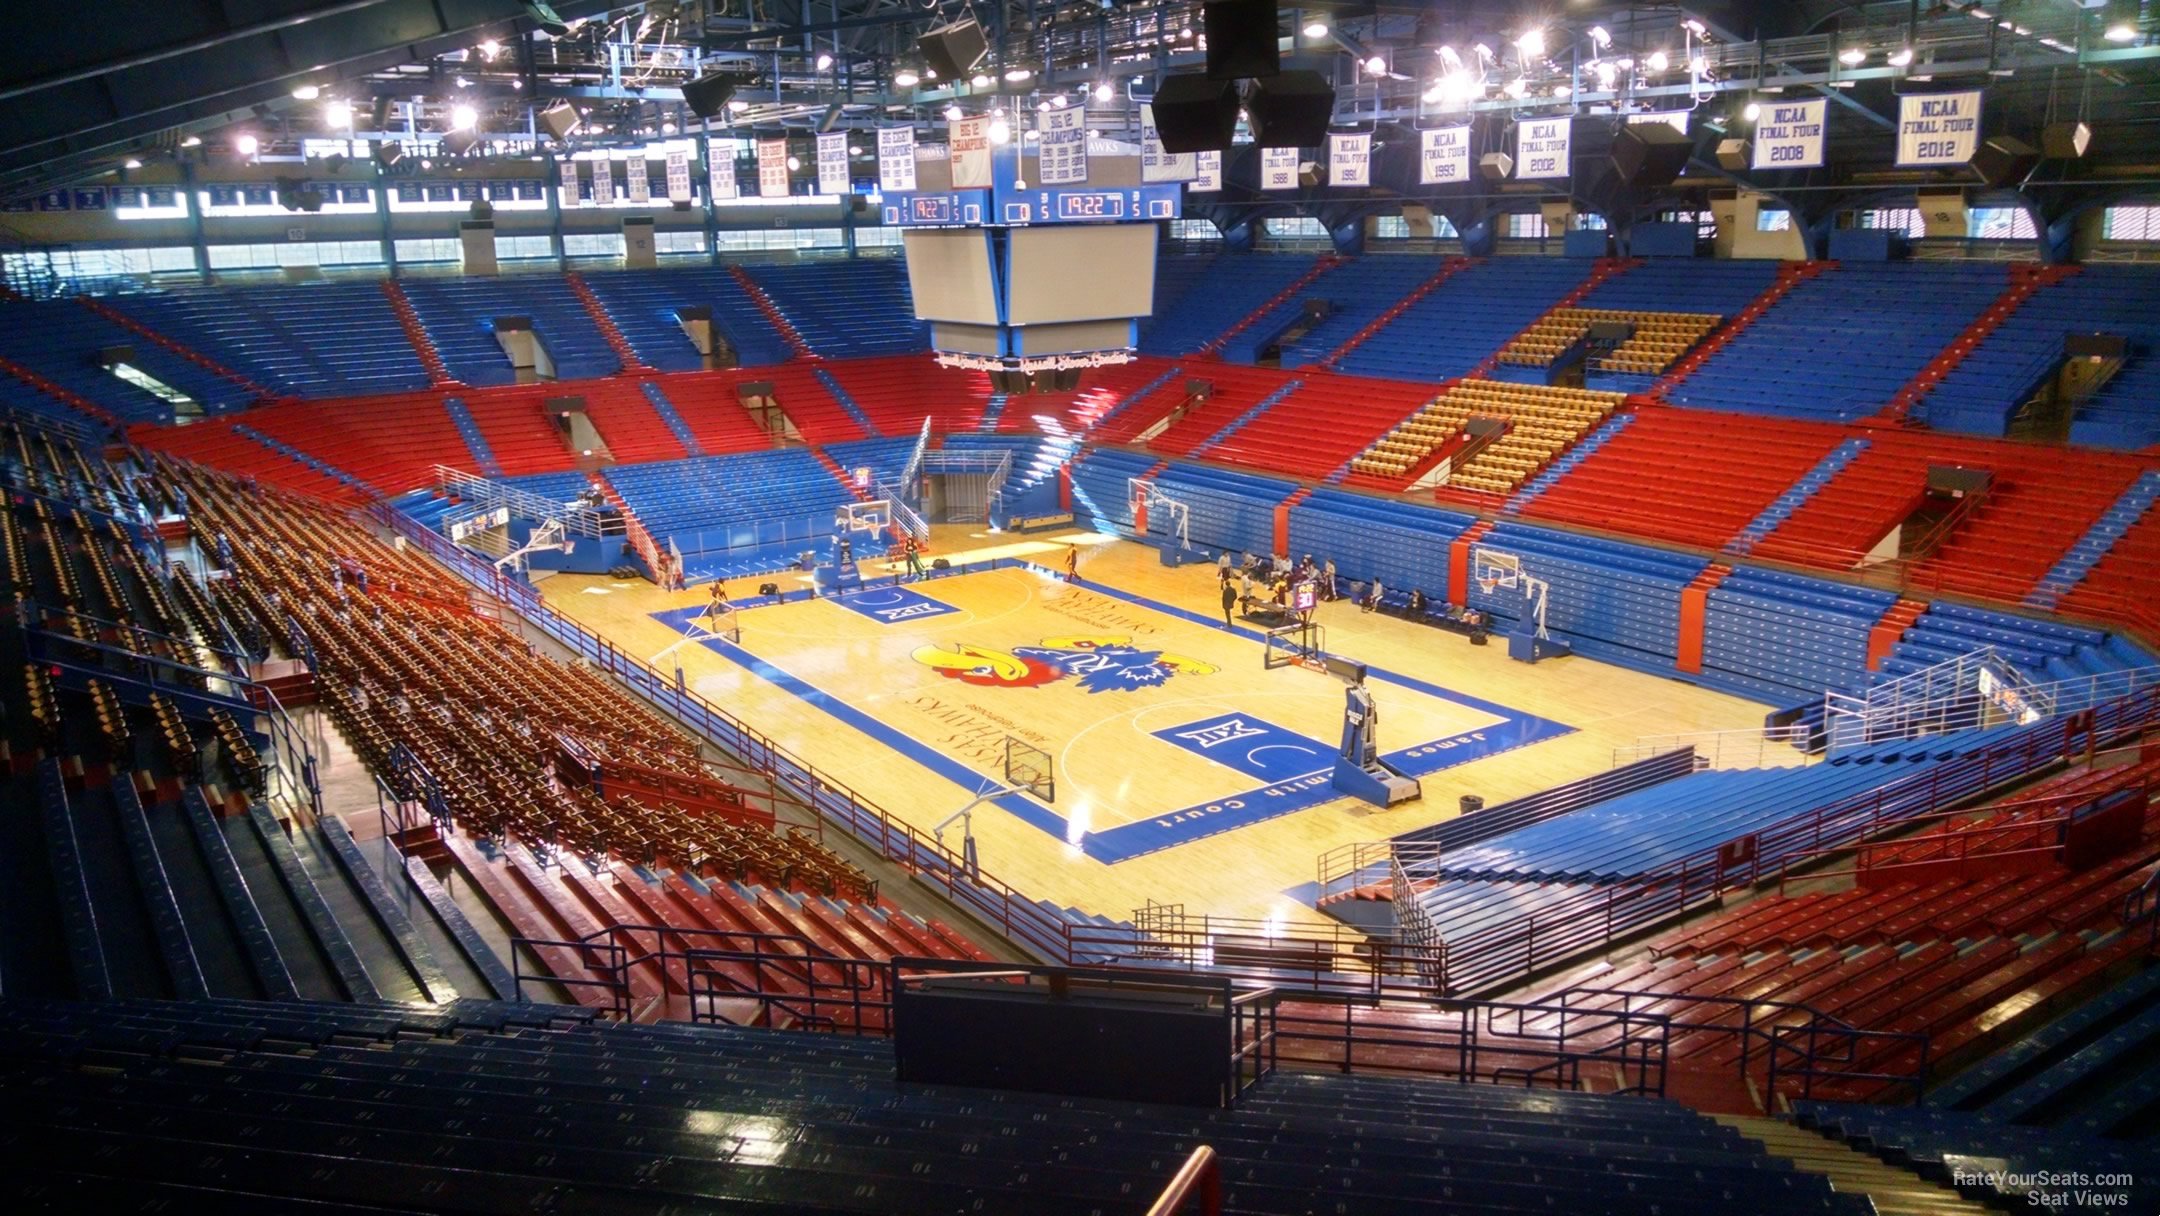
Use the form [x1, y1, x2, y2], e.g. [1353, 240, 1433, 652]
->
[680, 71, 747, 119]
[1202, 0, 1281, 80]
[1715, 138, 1751, 172]
[917, 19, 987, 81]
[1151, 73, 1240, 154]
[538, 101, 581, 141]
[374, 140, 403, 166]
[2041, 121, 2092, 159]
[1244, 70, 1335, 148]
[1611, 122, 1693, 188]
[1970, 135, 2039, 187]
[441, 129, 480, 156]
[1479, 152, 1513, 180]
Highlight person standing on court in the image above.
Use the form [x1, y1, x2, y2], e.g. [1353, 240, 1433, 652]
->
[1064, 544, 1080, 584]
[903, 535, 925, 582]
[1221, 575, 1238, 627]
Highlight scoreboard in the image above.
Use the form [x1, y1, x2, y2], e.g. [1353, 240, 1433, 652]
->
[882, 183, 1181, 229]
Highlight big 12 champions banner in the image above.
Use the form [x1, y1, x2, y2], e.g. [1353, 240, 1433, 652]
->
[756, 138, 790, 197]
[815, 132, 849, 196]
[1898, 91, 1982, 166]
[949, 116, 992, 188]
[877, 127, 917, 193]
[1036, 106, 1088, 186]
[1420, 125, 1471, 185]
[1752, 98, 1827, 170]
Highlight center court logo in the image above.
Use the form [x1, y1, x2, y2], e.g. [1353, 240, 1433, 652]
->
[912, 634, 1217, 693]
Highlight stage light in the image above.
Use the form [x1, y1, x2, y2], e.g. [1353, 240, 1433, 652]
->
[1840, 46, 1866, 64]
[944, 103, 963, 120]
[181, 134, 202, 148]
[1004, 67, 1031, 81]
[1505, 76, 1527, 98]
[1888, 46, 1914, 66]
[971, 72, 992, 88]
[123, 157, 142, 169]
[236, 133, 259, 156]
[292, 84, 320, 100]
[480, 39, 501, 59]
[895, 70, 920, 87]
[1690, 54, 1707, 73]
[1595, 61, 1618, 85]
[727, 99, 750, 111]
[1683, 19, 1707, 37]
[325, 99, 353, 127]
[661, 120, 677, 134]
[420, 158, 432, 169]
[1516, 28, 1546, 57]
[988, 117, 1011, 143]
[1050, 94, 1068, 108]
[786, 155, 800, 170]
[1302, 20, 1327, 38]
[1588, 26, 1612, 48]
[1743, 101, 1761, 121]
[816, 53, 833, 70]
[1364, 55, 1385, 74]
[1647, 49, 1670, 71]
[2106, 19, 2136, 41]
[1093, 81, 1114, 101]
[1552, 83, 1572, 97]
[451, 104, 478, 130]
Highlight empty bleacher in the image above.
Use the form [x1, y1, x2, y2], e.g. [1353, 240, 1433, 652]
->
[0, 995, 1887, 1215]
[738, 259, 927, 358]
[1333, 257, 1592, 383]
[604, 447, 859, 570]
[1272, 255, 1451, 368]
[0, 297, 247, 423]
[577, 265, 796, 369]
[1348, 380, 1624, 495]
[396, 276, 620, 385]
[1136, 252, 1331, 356]
[1672, 263, 2010, 421]
[101, 281, 431, 399]
[1196, 370, 1436, 480]
[817, 354, 991, 433]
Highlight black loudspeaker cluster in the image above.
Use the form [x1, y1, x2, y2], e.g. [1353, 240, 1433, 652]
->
[1152, 1, 1335, 154]
[1610, 123, 1693, 190]
[681, 70, 757, 119]
[917, 19, 988, 83]
[274, 176, 325, 212]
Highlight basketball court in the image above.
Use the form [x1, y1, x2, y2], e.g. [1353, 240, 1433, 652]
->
[541, 525, 1768, 927]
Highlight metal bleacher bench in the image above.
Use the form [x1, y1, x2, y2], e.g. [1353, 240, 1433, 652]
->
[1009, 511, 1074, 533]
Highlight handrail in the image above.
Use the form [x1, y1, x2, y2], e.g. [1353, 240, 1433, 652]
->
[431, 464, 616, 538]
[1614, 723, 1812, 770]
[1146, 1146, 1222, 1216]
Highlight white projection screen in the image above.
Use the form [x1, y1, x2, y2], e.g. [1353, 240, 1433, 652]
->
[1005, 225, 1158, 326]
[901, 228, 1001, 325]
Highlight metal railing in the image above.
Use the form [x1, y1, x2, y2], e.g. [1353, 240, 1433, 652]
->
[1826, 656, 2160, 754]
[1146, 1147, 1222, 1216]
[1265, 993, 1672, 1097]
[431, 464, 618, 537]
[1614, 723, 1814, 770]
[1541, 987, 1930, 1105]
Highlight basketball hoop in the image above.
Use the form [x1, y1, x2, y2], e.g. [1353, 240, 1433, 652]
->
[1476, 572, 1499, 596]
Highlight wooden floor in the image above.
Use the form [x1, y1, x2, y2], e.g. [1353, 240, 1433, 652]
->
[540, 526, 1766, 928]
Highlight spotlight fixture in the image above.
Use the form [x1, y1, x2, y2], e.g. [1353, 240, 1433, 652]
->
[1888, 46, 1914, 65]
[816, 53, 833, 70]
[236, 133, 260, 156]
[895, 70, 920, 87]
[1516, 28, 1546, 57]
[180, 134, 202, 148]
[1839, 46, 1866, 64]
[480, 39, 501, 59]
[1004, 67, 1031, 81]
[971, 72, 992, 88]
[727, 99, 750, 111]
[123, 157, 142, 169]
[292, 84, 320, 101]
[1093, 81, 1114, 101]
[1744, 101, 1762, 121]
[1683, 19, 1707, 36]
[1051, 94, 1068, 108]
[785, 155, 800, 171]
[1552, 84, 1572, 97]
[451, 104, 478, 130]
[1588, 26, 1612, 48]
[325, 99, 353, 127]
[1302, 20, 1327, 38]
[988, 117, 1011, 143]
[2104, 0, 2137, 41]
[944, 103, 963, 120]
[1647, 49, 1670, 71]
[1364, 55, 1385, 74]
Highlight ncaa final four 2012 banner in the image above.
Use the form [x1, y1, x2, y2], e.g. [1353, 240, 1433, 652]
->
[1898, 90, 1982, 167]
[1753, 98, 1827, 170]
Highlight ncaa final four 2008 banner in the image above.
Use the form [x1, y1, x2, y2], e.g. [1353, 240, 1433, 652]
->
[1753, 98, 1827, 170]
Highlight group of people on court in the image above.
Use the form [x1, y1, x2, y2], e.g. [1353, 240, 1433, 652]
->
[1217, 551, 1331, 627]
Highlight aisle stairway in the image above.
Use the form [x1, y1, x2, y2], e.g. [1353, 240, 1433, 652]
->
[1714, 1115, 1993, 1216]
[1654, 261, 1832, 395]
[380, 280, 453, 386]
[563, 271, 653, 374]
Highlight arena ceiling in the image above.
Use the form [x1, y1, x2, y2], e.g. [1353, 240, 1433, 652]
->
[6, 1, 2160, 222]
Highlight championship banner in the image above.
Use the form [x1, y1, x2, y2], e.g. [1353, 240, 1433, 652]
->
[590, 159, 615, 204]
[557, 158, 581, 205]
[1419, 125, 1471, 185]
[665, 149, 692, 202]
[1037, 105, 1088, 186]
[1260, 146, 1301, 191]
[1516, 117, 1572, 180]
[1328, 132, 1371, 187]
[950, 116, 992, 188]
[1898, 90, 1982, 167]
[1753, 98, 1827, 170]
[1192, 149, 1224, 193]
[816, 132, 849, 196]
[878, 127, 917, 192]
[707, 149, 739, 200]
[756, 138, 791, 197]
[1140, 105, 1196, 183]
[624, 157, 651, 204]
[1628, 111, 1691, 134]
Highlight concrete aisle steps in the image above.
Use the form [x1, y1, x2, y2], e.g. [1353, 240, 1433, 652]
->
[1714, 1113, 1994, 1216]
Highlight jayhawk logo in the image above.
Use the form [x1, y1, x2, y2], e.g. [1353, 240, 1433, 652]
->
[912, 635, 1217, 693]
